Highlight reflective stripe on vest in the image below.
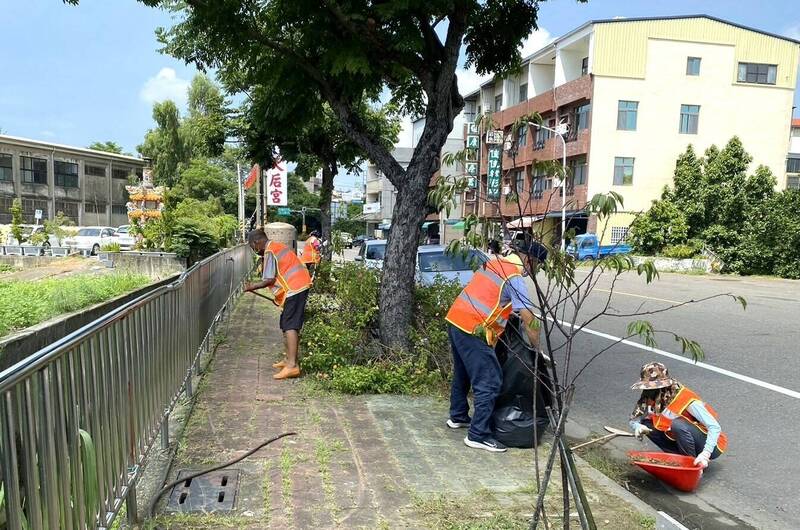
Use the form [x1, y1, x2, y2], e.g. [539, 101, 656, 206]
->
[445, 259, 522, 346]
[300, 236, 321, 264]
[266, 241, 312, 307]
[650, 386, 728, 453]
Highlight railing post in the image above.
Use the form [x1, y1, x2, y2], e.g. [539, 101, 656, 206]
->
[161, 410, 170, 450]
[126, 479, 138, 524]
[185, 372, 193, 398]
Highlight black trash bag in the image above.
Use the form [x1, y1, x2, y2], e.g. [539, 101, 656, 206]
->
[492, 314, 553, 448]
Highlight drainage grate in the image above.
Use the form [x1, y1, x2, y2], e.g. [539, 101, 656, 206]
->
[166, 469, 240, 513]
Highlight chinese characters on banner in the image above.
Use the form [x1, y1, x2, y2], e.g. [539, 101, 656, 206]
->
[266, 159, 288, 206]
[487, 147, 501, 199]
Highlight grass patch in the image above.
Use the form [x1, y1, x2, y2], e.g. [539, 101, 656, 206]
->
[262, 460, 272, 524]
[0, 264, 17, 274]
[280, 447, 295, 521]
[0, 272, 149, 337]
[314, 438, 340, 521]
[576, 446, 629, 483]
[144, 513, 253, 529]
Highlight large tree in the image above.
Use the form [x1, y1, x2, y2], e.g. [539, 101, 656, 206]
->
[237, 83, 397, 254]
[72, 0, 554, 348]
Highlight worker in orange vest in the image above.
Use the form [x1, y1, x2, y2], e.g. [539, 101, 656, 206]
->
[244, 229, 312, 380]
[444, 241, 547, 453]
[300, 230, 322, 274]
[629, 362, 727, 468]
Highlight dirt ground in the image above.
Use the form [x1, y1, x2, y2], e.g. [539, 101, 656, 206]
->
[0, 256, 107, 282]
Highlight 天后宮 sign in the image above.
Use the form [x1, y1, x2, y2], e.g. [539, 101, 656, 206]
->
[266, 159, 288, 206]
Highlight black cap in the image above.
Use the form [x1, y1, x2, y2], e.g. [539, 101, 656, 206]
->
[511, 240, 548, 262]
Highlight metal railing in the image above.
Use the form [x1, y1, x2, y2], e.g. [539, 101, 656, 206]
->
[0, 244, 253, 529]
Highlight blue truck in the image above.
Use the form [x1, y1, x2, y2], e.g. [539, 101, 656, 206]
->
[566, 233, 631, 260]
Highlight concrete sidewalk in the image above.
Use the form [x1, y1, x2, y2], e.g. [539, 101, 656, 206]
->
[151, 294, 655, 529]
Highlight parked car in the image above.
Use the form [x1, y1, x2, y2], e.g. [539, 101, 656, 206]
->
[355, 239, 386, 269]
[352, 235, 369, 248]
[337, 232, 354, 249]
[4, 225, 60, 249]
[566, 233, 631, 260]
[64, 226, 117, 255]
[113, 225, 136, 250]
[416, 245, 489, 287]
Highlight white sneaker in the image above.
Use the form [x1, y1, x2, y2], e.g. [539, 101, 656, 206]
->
[446, 418, 470, 429]
[464, 436, 508, 453]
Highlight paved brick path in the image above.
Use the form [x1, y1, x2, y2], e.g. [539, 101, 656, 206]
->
[153, 295, 651, 529]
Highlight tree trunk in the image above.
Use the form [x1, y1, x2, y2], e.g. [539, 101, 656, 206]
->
[378, 165, 431, 349]
[320, 162, 336, 259]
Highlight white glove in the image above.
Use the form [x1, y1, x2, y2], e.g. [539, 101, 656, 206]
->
[693, 450, 711, 468]
[633, 424, 651, 440]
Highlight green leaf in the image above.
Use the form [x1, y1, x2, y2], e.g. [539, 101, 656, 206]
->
[734, 295, 747, 311]
[79, 429, 99, 522]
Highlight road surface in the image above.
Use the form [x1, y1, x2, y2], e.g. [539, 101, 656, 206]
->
[546, 269, 800, 530]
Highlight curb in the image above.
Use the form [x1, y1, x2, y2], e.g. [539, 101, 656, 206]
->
[571, 452, 657, 520]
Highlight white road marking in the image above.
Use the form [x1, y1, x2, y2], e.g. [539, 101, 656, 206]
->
[554, 318, 800, 400]
[593, 288, 682, 305]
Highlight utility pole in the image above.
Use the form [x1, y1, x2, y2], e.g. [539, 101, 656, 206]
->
[236, 162, 245, 240]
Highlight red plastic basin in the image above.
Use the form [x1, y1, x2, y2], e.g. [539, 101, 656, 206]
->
[628, 450, 703, 492]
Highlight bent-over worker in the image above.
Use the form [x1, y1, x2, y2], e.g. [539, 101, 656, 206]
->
[444, 241, 547, 453]
[245, 229, 312, 380]
[629, 362, 727, 468]
[300, 230, 322, 274]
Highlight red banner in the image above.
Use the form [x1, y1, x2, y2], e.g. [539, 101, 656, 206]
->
[243, 164, 259, 190]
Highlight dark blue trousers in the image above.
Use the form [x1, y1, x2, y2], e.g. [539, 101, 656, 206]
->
[643, 418, 721, 459]
[448, 324, 503, 441]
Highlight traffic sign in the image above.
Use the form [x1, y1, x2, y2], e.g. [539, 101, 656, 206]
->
[34, 209, 43, 220]
[277, 207, 291, 216]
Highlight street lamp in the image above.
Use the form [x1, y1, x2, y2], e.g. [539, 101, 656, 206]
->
[528, 121, 568, 252]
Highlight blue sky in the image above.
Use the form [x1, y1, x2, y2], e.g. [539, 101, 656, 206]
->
[1, 0, 799, 191]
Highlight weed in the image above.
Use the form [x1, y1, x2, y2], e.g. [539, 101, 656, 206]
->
[262, 460, 272, 524]
[144, 513, 252, 529]
[314, 439, 340, 521]
[577, 446, 629, 483]
[280, 447, 295, 521]
[638, 514, 656, 529]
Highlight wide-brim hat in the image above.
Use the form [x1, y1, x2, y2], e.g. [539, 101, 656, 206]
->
[631, 361, 675, 390]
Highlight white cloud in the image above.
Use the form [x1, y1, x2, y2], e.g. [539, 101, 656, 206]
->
[139, 67, 190, 107]
[40, 130, 55, 138]
[519, 27, 553, 59]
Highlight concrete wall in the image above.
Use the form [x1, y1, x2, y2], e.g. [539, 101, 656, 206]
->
[0, 275, 175, 371]
[102, 251, 187, 279]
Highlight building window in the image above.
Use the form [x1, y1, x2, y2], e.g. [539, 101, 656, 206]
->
[610, 227, 629, 245]
[569, 157, 587, 186]
[0, 154, 11, 181]
[517, 125, 528, 147]
[112, 204, 128, 215]
[22, 198, 49, 223]
[519, 83, 528, 103]
[786, 157, 800, 173]
[514, 169, 525, 193]
[84, 202, 107, 214]
[679, 104, 700, 134]
[532, 174, 552, 199]
[738, 62, 777, 85]
[613, 157, 634, 185]
[617, 101, 638, 131]
[55, 200, 79, 224]
[581, 57, 589, 76]
[574, 103, 590, 131]
[494, 94, 503, 112]
[0, 196, 12, 223]
[20, 156, 48, 184]
[54, 161, 79, 188]
[788, 176, 800, 190]
[686, 57, 701, 76]
[112, 168, 130, 180]
[85, 164, 106, 177]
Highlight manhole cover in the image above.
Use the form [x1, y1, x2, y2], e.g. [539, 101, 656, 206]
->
[166, 469, 240, 513]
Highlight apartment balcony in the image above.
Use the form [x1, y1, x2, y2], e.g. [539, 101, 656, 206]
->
[499, 184, 589, 219]
[366, 178, 383, 194]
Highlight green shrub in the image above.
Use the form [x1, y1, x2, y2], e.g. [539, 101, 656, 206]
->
[29, 230, 49, 246]
[300, 316, 361, 373]
[169, 218, 218, 264]
[325, 363, 441, 395]
[100, 242, 121, 252]
[412, 277, 461, 375]
[661, 244, 697, 259]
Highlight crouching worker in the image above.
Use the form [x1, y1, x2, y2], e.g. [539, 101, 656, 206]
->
[630, 362, 727, 468]
[444, 242, 547, 453]
[245, 229, 312, 380]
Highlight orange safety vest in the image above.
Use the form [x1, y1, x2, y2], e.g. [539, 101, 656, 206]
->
[265, 241, 312, 307]
[651, 386, 728, 453]
[445, 259, 522, 346]
[300, 236, 321, 265]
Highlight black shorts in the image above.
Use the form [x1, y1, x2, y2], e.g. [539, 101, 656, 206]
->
[279, 289, 309, 332]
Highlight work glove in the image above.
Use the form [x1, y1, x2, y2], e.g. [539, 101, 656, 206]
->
[693, 450, 711, 469]
[633, 424, 651, 440]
